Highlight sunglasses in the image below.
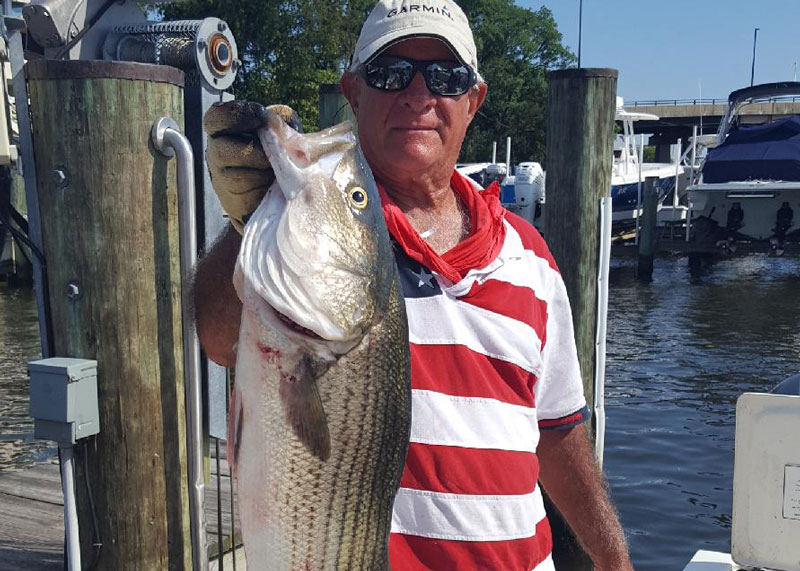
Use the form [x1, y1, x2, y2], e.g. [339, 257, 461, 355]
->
[359, 55, 477, 97]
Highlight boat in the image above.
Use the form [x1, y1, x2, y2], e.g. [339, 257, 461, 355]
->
[456, 132, 549, 228]
[459, 99, 687, 237]
[612, 98, 687, 233]
[456, 161, 546, 228]
[686, 82, 800, 248]
[499, 161, 545, 226]
[456, 161, 508, 188]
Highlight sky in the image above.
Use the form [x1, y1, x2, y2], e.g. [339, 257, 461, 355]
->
[521, 0, 800, 104]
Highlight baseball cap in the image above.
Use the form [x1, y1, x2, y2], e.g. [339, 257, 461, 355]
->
[350, 0, 480, 78]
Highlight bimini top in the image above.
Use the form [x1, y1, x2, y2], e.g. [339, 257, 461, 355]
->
[703, 114, 800, 183]
[718, 81, 800, 139]
[727, 81, 800, 106]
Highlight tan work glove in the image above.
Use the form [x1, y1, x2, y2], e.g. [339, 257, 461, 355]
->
[204, 101, 302, 234]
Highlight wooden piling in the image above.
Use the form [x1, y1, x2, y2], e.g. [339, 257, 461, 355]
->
[26, 60, 191, 569]
[637, 176, 659, 281]
[544, 67, 618, 570]
[319, 83, 357, 131]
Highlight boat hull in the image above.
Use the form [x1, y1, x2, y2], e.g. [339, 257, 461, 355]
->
[687, 182, 800, 241]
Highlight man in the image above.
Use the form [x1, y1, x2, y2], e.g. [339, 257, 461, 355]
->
[195, 0, 634, 569]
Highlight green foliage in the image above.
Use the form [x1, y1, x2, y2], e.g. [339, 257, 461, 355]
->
[158, 0, 375, 129]
[459, 0, 574, 163]
[157, 0, 574, 162]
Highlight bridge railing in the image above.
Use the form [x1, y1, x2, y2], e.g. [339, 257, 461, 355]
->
[630, 96, 800, 106]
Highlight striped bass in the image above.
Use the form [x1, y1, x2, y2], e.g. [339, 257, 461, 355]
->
[229, 109, 411, 570]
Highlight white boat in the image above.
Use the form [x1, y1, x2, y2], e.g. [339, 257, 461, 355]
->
[612, 98, 687, 231]
[456, 161, 545, 227]
[456, 162, 507, 188]
[687, 82, 800, 245]
[499, 161, 545, 226]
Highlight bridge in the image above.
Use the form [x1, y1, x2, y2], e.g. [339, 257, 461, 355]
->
[619, 98, 800, 160]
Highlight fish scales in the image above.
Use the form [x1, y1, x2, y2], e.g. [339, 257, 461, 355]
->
[234, 285, 408, 570]
[228, 110, 411, 571]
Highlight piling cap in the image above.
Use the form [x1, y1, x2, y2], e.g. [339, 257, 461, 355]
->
[25, 59, 185, 86]
[548, 68, 619, 80]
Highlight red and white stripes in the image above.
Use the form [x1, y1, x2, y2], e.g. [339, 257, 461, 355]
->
[389, 215, 586, 570]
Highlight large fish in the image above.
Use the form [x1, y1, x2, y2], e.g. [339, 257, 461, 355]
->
[228, 109, 411, 570]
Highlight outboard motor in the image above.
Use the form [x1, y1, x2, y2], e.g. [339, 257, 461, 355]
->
[726, 202, 744, 234]
[774, 201, 793, 240]
[717, 202, 745, 252]
[770, 201, 793, 254]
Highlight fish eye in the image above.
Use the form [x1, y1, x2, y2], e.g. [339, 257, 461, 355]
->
[348, 186, 368, 209]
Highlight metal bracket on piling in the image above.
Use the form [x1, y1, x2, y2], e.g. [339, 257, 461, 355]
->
[151, 117, 208, 571]
[151, 118, 178, 158]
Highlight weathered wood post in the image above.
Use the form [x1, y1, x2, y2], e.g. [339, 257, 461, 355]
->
[637, 176, 659, 281]
[26, 60, 192, 569]
[319, 83, 357, 130]
[544, 68, 618, 570]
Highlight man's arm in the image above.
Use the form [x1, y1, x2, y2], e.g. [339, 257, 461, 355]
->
[194, 226, 242, 367]
[537, 424, 634, 571]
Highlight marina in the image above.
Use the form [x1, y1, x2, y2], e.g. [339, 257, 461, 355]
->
[5, 254, 800, 570]
[610, 99, 687, 232]
[467, 84, 800, 265]
[687, 83, 800, 248]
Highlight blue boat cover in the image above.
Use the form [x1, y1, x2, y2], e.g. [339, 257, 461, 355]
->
[703, 115, 800, 183]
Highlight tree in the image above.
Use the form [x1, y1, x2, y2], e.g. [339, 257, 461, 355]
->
[459, 0, 575, 164]
[159, 0, 375, 129]
[157, 0, 574, 163]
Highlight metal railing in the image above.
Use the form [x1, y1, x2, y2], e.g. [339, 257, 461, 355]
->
[630, 98, 724, 106]
[630, 96, 800, 107]
[209, 369, 242, 570]
[151, 118, 209, 571]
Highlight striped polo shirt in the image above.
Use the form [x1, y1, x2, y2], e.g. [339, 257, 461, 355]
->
[382, 172, 588, 571]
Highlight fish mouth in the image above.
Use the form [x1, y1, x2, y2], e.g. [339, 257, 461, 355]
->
[273, 307, 324, 341]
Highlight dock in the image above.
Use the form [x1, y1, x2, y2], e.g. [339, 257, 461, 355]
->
[610, 221, 800, 259]
[611, 239, 800, 258]
[0, 452, 245, 570]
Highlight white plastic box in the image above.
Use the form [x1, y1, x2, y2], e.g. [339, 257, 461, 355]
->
[731, 392, 800, 570]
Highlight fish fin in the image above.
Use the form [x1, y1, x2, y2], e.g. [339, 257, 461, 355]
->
[227, 386, 244, 478]
[279, 356, 331, 461]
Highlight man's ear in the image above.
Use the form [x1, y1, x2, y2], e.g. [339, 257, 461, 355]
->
[467, 82, 488, 122]
[341, 72, 361, 114]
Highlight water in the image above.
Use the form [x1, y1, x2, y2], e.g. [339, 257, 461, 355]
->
[0, 286, 54, 471]
[603, 254, 800, 570]
[1, 255, 799, 569]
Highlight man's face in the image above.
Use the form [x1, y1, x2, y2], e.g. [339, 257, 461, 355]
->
[342, 37, 487, 186]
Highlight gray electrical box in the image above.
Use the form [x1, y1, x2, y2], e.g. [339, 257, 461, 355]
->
[28, 357, 100, 444]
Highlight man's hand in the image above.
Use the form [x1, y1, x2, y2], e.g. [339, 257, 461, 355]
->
[537, 424, 634, 570]
[195, 101, 301, 364]
[204, 101, 301, 233]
